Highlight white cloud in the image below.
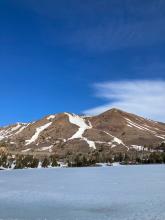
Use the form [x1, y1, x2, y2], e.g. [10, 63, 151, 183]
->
[73, 21, 165, 52]
[83, 80, 165, 122]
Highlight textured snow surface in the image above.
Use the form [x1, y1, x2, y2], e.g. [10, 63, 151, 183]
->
[155, 135, 165, 140]
[0, 165, 165, 220]
[47, 115, 56, 120]
[15, 124, 29, 135]
[125, 118, 165, 140]
[40, 145, 53, 152]
[25, 122, 52, 145]
[103, 131, 126, 147]
[65, 113, 91, 138]
[11, 123, 22, 131]
[131, 145, 144, 151]
[22, 148, 31, 152]
[0, 123, 29, 140]
[65, 113, 96, 149]
[125, 118, 155, 133]
[0, 129, 11, 140]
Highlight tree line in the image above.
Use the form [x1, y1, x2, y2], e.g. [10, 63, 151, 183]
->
[0, 154, 58, 169]
[0, 142, 164, 169]
[66, 151, 165, 167]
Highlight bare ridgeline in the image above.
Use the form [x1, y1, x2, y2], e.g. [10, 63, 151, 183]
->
[0, 108, 165, 168]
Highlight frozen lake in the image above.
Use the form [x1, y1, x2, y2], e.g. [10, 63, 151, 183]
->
[0, 165, 165, 220]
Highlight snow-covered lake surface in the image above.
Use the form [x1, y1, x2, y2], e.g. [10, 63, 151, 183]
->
[0, 165, 165, 220]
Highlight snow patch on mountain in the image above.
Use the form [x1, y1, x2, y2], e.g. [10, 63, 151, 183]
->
[131, 145, 144, 151]
[47, 115, 56, 120]
[125, 118, 165, 140]
[125, 118, 147, 131]
[125, 118, 157, 133]
[83, 138, 96, 149]
[22, 148, 31, 153]
[155, 135, 165, 140]
[40, 145, 53, 152]
[0, 128, 13, 140]
[0, 123, 30, 141]
[25, 122, 52, 145]
[15, 124, 30, 135]
[103, 131, 125, 145]
[11, 123, 22, 132]
[65, 113, 96, 149]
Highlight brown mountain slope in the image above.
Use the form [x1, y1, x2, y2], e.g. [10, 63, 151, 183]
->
[88, 108, 165, 147]
[0, 108, 164, 156]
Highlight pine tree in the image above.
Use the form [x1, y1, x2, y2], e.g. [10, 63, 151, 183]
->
[51, 155, 58, 167]
[42, 157, 50, 168]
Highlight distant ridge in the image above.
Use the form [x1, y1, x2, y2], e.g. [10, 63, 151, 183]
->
[0, 108, 165, 156]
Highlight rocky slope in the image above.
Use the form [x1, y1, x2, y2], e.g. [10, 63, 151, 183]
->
[0, 108, 165, 156]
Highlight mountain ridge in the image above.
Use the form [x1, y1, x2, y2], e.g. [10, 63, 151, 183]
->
[0, 108, 165, 157]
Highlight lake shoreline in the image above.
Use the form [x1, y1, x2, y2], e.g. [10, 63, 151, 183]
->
[1, 162, 164, 172]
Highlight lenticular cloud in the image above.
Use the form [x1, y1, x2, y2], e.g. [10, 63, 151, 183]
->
[83, 80, 165, 122]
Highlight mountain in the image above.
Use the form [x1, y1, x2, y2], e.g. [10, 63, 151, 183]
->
[0, 108, 165, 157]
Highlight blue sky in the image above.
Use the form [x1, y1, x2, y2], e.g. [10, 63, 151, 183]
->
[0, 0, 165, 125]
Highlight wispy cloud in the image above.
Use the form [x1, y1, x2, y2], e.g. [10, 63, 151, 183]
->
[68, 19, 165, 52]
[83, 80, 165, 122]
[19, 0, 165, 52]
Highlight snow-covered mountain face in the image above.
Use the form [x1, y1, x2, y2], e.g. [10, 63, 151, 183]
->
[0, 109, 165, 155]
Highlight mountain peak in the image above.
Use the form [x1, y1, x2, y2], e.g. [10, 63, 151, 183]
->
[108, 108, 124, 113]
[0, 109, 165, 156]
[98, 108, 125, 117]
